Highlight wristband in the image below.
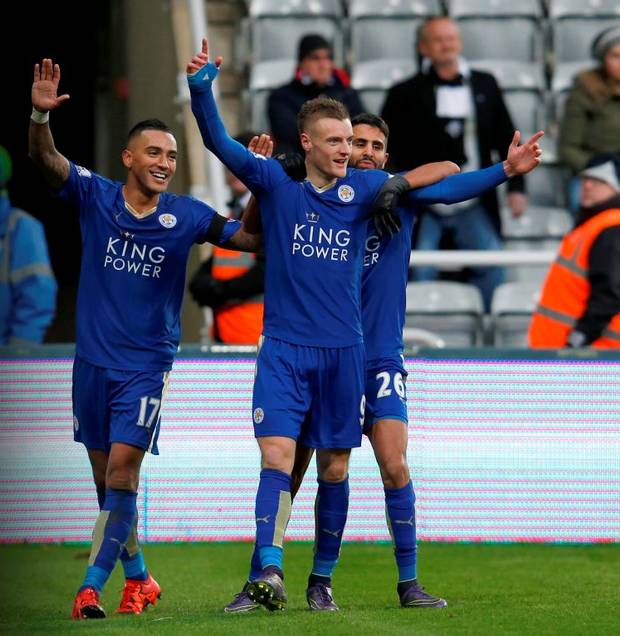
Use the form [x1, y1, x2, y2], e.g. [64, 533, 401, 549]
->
[31, 108, 49, 124]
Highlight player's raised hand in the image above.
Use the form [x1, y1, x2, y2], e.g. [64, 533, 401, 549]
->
[186, 37, 223, 75]
[32, 59, 70, 113]
[248, 134, 273, 158]
[504, 130, 544, 177]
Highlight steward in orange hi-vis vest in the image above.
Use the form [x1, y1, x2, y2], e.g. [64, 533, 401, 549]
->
[529, 155, 620, 349]
[529, 202, 620, 349]
[210, 246, 264, 344]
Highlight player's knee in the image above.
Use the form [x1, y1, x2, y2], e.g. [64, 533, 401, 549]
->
[380, 455, 410, 489]
[260, 443, 294, 473]
[317, 455, 350, 482]
[106, 465, 139, 491]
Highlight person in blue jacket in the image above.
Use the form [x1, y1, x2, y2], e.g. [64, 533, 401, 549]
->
[0, 144, 57, 345]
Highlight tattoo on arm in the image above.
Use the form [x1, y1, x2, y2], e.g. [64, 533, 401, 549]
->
[28, 121, 70, 190]
[223, 226, 263, 253]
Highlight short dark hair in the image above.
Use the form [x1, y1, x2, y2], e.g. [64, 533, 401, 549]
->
[297, 97, 350, 134]
[351, 113, 389, 141]
[127, 119, 173, 142]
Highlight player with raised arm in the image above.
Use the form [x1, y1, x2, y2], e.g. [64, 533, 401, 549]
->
[187, 38, 542, 612]
[28, 58, 261, 620]
[225, 114, 543, 612]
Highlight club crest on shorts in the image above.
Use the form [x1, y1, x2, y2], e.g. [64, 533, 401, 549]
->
[253, 407, 265, 424]
[73, 415, 80, 432]
[158, 213, 177, 229]
[338, 185, 355, 202]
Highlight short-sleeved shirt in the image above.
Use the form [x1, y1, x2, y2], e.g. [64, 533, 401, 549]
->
[361, 206, 417, 362]
[234, 155, 390, 347]
[58, 162, 240, 370]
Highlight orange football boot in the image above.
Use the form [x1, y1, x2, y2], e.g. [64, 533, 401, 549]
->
[71, 586, 106, 619]
[116, 573, 162, 614]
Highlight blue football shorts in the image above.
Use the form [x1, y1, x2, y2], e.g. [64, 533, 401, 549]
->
[363, 356, 408, 435]
[252, 336, 366, 449]
[72, 356, 170, 455]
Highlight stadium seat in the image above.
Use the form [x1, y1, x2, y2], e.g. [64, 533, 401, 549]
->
[449, 0, 544, 62]
[490, 281, 541, 346]
[246, 0, 345, 64]
[351, 59, 417, 114]
[402, 326, 446, 349]
[551, 17, 620, 63]
[404, 281, 484, 346]
[348, 0, 439, 63]
[469, 60, 545, 133]
[524, 162, 570, 208]
[501, 205, 572, 241]
[503, 238, 559, 285]
[245, 59, 296, 131]
[548, 0, 620, 19]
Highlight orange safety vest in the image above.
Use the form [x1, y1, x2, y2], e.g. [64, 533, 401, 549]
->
[210, 246, 263, 344]
[529, 208, 620, 348]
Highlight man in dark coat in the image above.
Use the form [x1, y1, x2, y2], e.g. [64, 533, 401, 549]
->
[381, 17, 529, 310]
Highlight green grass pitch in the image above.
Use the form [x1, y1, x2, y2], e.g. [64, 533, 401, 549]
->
[1, 541, 618, 635]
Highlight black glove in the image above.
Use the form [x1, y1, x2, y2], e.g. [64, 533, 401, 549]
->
[188, 263, 227, 309]
[275, 152, 306, 181]
[370, 175, 409, 237]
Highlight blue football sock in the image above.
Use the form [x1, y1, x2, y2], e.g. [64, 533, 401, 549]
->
[385, 481, 417, 583]
[255, 469, 292, 571]
[119, 517, 148, 581]
[80, 488, 137, 592]
[248, 542, 262, 581]
[311, 477, 349, 579]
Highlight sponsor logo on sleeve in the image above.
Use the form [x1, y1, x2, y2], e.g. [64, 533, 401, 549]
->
[76, 165, 92, 178]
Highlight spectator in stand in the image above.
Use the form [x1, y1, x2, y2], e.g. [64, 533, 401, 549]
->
[0, 144, 57, 345]
[267, 34, 364, 154]
[529, 154, 620, 349]
[189, 132, 265, 345]
[558, 26, 620, 213]
[381, 16, 528, 311]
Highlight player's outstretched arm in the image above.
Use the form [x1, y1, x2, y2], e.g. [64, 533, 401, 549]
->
[186, 38, 257, 177]
[405, 161, 460, 188]
[28, 58, 71, 190]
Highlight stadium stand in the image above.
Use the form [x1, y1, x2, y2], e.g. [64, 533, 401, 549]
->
[244, 0, 344, 64]
[490, 281, 541, 346]
[405, 281, 485, 346]
[448, 0, 544, 62]
[350, 59, 416, 115]
[348, 0, 440, 64]
[234, 0, 620, 336]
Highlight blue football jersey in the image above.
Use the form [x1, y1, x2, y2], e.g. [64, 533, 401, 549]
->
[361, 206, 416, 362]
[58, 162, 240, 370]
[237, 155, 390, 347]
[360, 162, 509, 361]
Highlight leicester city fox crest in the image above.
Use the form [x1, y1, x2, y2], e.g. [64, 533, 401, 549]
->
[158, 213, 177, 229]
[337, 184, 355, 202]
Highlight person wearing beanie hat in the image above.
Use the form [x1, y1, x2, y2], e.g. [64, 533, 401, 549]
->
[558, 26, 620, 210]
[268, 33, 364, 154]
[0, 144, 57, 345]
[529, 153, 620, 348]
